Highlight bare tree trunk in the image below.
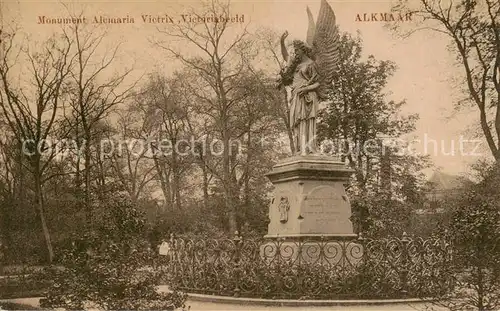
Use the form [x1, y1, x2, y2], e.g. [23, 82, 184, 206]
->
[171, 139, 181, 209]
[75, 124, 81, 189]
[165, 170, 172, 207]
[154, 156, 172, 209]
[495, 92, 500, 161]
[0, 195, 13, 262]
[95, 148, 106, 188]
[243, 132, 251, 207]
[380, 147, 391, 196]
[202, 163, 209, 209]
[223, 128, 237, 234]
[84, 133, 92, 226]
[195, 137, 210, 210]
[154, 157, 169, 210]
[33, 161, 54, 263]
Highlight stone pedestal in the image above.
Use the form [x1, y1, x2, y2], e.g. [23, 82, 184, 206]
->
[261, 155, 362, 264]
[265, 154, 356, 238]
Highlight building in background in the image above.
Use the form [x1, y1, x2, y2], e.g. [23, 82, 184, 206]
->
[416, 171, 469, 215]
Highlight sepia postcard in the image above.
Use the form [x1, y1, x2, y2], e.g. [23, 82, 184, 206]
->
[0, 0, 498, 310]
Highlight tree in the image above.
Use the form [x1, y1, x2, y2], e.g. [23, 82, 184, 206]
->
[392, 0, 500, 161]
[61, 20, 136, 225]
[153, 1, 247, 233]
[109, 106, 157, 205]
[135, 72, 194, 210]
[317, 32, 430, 236]
[0, 29, 74, 262]
[318, 32, 422, 192]
[153, 0, 282, 233]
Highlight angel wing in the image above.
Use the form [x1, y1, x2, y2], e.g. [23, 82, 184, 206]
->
[308, 0, 340, 100]
[306, 6, 315, 46]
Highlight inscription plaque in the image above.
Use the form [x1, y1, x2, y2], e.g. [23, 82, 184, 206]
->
[301, 186, 352, 234]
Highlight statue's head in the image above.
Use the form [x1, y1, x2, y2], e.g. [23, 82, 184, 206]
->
[291, 40, 314, 60]
[279, 40, 314, 87]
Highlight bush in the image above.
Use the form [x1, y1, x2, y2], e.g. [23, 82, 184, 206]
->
[40, 195, 187, 310]
[351, 194, 413, 237]
[433, 162, 500, 311]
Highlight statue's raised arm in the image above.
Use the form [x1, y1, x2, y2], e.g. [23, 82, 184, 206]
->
[280, 31, 289, 63]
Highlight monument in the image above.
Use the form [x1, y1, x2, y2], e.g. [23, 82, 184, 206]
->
[262, 0, 360, 263]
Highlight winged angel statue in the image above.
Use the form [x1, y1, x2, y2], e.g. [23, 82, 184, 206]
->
[278, 0, 340, 154]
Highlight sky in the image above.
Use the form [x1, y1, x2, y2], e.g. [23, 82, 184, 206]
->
[1, 0, 490, 176]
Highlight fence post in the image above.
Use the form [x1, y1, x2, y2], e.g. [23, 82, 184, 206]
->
[275, 235, 284, 296]
[233, 231, 242, 297]
[357, 231, 366, 265]
[356, 232, 367, 292]
[400, 232, 410, 296]
[357, 232, 365, 247]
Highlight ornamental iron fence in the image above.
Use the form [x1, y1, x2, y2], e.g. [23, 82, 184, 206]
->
[163, 232, 455, 300]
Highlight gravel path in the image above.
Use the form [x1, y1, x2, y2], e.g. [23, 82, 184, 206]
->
[184, 300, 436, 310]
[1, 297, 444, 311]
